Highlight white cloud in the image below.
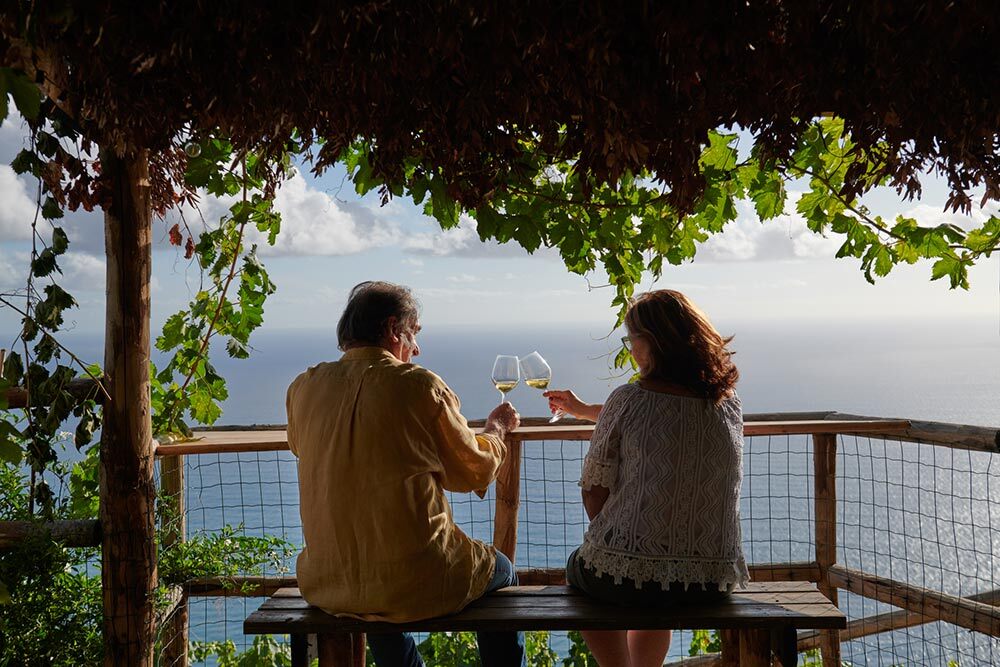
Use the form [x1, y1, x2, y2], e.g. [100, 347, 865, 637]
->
[446, 273, 479, 283]
[0, 248, 22, 289]
[402, 258, 424, 267]
[898, 202, 999, 230]
[696, 194, 1000, 264]
[163, 173, 398, 258]
[0, 165, 37, 241]
[257, 174, 396, 256]
[403, 214, 540, 259]
[698, 197, 839, 262]
[61, 252, 105, 292]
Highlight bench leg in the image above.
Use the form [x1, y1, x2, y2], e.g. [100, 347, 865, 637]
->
[317, 631, 366, 667]
[771, 626, 797, 667]
[738, 629, 771, 666]
[291, 633, 309, 667]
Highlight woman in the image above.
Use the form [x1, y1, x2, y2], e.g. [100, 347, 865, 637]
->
[544, 290, 748, 667]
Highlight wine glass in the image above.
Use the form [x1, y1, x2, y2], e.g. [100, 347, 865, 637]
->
[519, 351, 565, 422]
[492, 355, 520, 403]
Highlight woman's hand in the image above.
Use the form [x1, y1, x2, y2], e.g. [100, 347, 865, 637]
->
[542, 390, 602, 422]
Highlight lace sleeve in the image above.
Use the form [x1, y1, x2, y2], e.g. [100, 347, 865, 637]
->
[580, 385, 631, 491]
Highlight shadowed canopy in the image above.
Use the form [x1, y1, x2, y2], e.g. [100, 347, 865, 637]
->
[3, 1, 1000, 212]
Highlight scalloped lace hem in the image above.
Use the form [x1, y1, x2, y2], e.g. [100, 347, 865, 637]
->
[578, 542, 750, 591]
[579, 458, 617, 490]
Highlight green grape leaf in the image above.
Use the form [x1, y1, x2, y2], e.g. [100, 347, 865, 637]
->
[1, 67, 41, 121]
[0, 421, 22, 464]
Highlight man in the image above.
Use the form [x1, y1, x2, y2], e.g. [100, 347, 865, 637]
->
[286, 281, 525, 667]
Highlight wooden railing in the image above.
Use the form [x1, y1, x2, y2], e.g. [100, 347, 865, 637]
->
[5, 411, 1000, 666]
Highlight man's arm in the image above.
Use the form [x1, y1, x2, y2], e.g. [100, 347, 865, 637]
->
[432, 388, 520, 493]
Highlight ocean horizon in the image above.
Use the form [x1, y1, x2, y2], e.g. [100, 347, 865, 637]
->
[51, 313, 1000, 427]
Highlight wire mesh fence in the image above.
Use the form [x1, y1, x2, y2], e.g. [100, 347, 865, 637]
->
[154, 428, 1000, 666]
[836, 434, 1000, 666]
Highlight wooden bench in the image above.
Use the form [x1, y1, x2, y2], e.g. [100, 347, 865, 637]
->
[244, 581, 846, 666]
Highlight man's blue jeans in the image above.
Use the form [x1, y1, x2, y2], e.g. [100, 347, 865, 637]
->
[367, 551, 526, 667]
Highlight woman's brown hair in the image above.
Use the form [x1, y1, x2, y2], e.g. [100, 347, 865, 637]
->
[624, 290, 739, 404]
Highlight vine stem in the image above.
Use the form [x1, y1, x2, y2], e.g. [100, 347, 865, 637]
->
[25, 131, 41, 518]
[164, 155, 250, 431]
[0, 296, 111, 404]
[794, 165, 973, 253]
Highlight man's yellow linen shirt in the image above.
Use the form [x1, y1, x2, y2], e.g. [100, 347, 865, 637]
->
[286, 347, 506, 622]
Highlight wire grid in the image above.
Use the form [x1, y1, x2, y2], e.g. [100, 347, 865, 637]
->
[160, 431, 1000, 666]
[836, 434, 1000, 666]
[156, 449, 303, 662]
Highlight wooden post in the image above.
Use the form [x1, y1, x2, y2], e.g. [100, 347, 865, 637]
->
[492, 434, 522, 563]
[159, 455, 187, 666]
[100, 147, 156, 667]
[813, 433, 841, 667]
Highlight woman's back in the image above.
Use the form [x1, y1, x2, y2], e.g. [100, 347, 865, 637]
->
[579, 383, 749, 591]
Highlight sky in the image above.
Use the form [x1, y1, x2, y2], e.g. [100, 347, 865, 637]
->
[1, 111, 998, 345]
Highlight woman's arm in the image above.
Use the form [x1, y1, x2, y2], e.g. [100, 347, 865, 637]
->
[542, 389, 602, 422]
[581, 485, 610, 520]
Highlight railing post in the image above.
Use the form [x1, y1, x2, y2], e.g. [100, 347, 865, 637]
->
[813, 433, 841, 667]
[492, 433, 522, 563]
[160, 453, 187, 666]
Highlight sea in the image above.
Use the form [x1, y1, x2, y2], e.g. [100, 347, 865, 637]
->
[45, 316, 1000, 665]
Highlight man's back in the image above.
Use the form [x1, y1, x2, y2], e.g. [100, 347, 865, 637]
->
[287, 347, 505, 622]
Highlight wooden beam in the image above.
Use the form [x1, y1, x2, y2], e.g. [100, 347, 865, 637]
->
[748, 561, 821, 583]
[154, 420, 911, 457]
[4, 377, 104, 409]
[100, 147, 156, 667]
[828, 565, 1000, 637]
[0, 519, 100, 548]
[828, 412, 1000, 453]
[797, 587, 1000, 649]
[185, 576, 298, 598]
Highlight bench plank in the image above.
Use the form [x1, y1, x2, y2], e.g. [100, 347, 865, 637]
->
[244, 583, 845, 635]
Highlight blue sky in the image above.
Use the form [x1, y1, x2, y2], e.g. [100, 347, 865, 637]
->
[0, 112, 998, 343]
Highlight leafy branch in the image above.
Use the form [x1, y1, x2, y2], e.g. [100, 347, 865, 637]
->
[0, 296, 109, 404]
[152, 139, 283, 435]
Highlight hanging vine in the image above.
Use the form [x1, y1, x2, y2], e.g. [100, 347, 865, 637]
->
[151, 137, 287, 436]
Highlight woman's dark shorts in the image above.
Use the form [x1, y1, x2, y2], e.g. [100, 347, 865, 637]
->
[566, 548, 731, 607]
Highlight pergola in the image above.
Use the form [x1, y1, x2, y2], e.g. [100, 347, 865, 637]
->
[4, 2, 1000, 664]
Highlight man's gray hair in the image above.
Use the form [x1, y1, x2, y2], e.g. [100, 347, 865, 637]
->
[337, 281, 420, 350]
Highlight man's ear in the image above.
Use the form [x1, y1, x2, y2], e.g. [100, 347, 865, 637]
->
[384, 315, 400, 341]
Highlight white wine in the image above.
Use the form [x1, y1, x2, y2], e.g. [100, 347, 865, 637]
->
[525, 378, 550, 390]
[494, 380, 518, 393]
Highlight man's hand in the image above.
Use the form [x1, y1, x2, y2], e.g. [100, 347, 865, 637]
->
[484, 402, 520, 438]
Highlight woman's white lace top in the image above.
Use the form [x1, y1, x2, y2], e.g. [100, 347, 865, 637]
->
[578, 384, 750, 591]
